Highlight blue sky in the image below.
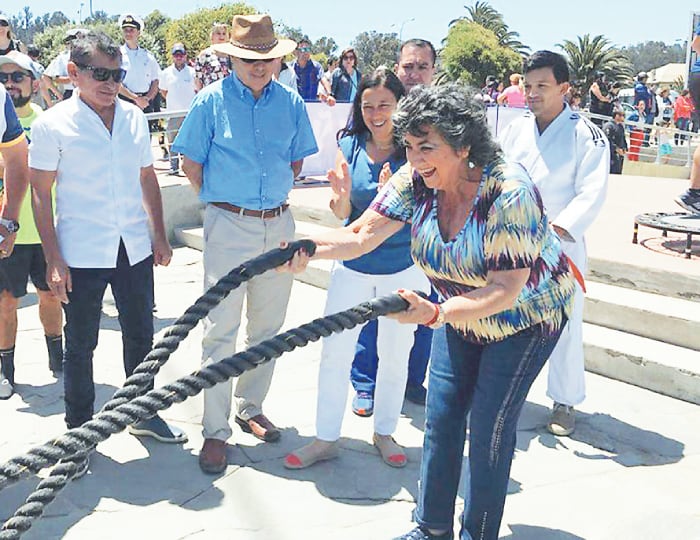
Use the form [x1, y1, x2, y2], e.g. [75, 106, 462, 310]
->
[4, 0, 699, 53]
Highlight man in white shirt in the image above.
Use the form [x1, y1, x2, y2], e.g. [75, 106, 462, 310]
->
[159, 43, 195, 175]
[29, 32, 186, 461]
[499, 50, 609, 437]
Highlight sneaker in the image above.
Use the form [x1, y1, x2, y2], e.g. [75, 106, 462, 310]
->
[675, 189, 700, 215]
[128, 415, 188, 443]
[167, 169, 180, 176]
[0, 374, 13, 400]
[547, 403, 576, 436]
[351, 391, 374, 417]
[393, 526, 453, 539]
[404, 384, 427, 405]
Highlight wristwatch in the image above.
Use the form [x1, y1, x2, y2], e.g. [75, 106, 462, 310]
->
[0, 218, 20, 233]
[428, 303, 446, 330]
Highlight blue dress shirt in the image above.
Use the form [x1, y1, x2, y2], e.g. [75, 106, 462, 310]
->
[172, 74, 318, 210]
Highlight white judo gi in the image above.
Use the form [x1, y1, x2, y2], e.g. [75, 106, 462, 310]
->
[499, 103, 609, 406]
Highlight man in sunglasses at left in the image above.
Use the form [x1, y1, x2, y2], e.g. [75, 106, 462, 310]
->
[29, 32, 186, 476]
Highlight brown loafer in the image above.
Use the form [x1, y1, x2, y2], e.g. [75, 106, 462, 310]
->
[199, 438, 227, 474]
[235, 414, 281, 442]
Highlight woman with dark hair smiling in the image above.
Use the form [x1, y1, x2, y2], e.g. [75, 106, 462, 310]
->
[280, 83, 575, 539]
[330, 47, 361, 102]
[284, 67, 429, 471]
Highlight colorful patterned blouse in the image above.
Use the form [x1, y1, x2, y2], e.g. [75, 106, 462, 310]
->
[370, 157, 574, 344]
[194, 48, 231, 88]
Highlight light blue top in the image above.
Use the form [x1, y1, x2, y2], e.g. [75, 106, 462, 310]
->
[339, 134, 413, 275]
[172, 74, 318, 209]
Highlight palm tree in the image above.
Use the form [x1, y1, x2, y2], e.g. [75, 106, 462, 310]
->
[558, 34, 633, 91]
[449, 1, 529, 56]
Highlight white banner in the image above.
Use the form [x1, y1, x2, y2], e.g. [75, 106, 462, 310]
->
[300, 102, 353, 178]
[298, 103, 526, 179]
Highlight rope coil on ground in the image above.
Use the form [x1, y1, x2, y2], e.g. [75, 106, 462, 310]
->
[0, 241, 413, 539]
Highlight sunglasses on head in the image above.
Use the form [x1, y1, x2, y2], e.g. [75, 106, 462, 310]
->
[0, 72, 28, 84]
[239, 57, 275, 64]
[75, 63, 127, 83]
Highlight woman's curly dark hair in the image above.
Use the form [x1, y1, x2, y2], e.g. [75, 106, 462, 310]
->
[392, 83, 500, 167]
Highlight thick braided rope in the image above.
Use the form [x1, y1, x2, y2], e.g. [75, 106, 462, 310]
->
[101, 238, 317, 414]
[0, 293, 410, 539]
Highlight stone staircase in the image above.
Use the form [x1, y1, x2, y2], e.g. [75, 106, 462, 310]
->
[174, 194, 700, 405]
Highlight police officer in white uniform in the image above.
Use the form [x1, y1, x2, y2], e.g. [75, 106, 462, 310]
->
[117, 14, 160, 116]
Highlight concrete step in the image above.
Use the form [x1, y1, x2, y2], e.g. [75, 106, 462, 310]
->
[584, 281, 700, 351]
[583, 323, 700, 405]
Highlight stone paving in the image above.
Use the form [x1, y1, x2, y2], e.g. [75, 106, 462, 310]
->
[0, 245, 699, 540]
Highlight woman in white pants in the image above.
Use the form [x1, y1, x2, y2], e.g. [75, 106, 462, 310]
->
[284, 67, 429, 469]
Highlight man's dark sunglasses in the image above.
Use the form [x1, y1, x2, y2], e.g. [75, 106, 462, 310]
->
[0, 21, 9, 27]
[0, 72, 28, 84]
[239, 57, 275, 64]
[75, 63, 127, 83]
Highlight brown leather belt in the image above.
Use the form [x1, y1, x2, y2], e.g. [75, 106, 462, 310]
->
[212, 201, 289, 219]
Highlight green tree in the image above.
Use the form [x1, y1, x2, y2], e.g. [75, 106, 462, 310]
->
[351, 31, 400, 72]
[165, 3, 256, 60]
[32, 23, 121, 67]
[314, 36, 338, 58]
[622, 41, 685, 74]
[450, 1, 529, 56]
[48, 11, 71, 27]
[276, 23, 304, 44]
[144, 10, 172, 66]
[558, 34, 632, 92]
[83, 10, 115, 25]
[441, 20, 522, 88]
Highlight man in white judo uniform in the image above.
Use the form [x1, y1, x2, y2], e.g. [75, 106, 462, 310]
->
[499, 50, 609, 436]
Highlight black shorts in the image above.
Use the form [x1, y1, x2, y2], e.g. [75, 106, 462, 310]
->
[0, 244, 49, 298]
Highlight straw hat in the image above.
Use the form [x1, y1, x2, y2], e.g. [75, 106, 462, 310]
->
[212, 14, 296, 60]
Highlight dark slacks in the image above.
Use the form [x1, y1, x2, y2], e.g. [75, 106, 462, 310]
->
[63, 241, 154, 428]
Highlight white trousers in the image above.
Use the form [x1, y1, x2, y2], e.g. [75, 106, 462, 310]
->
[546, 238, 586, 407]
[201, 204, 295, 441]
[316, 262, 430, 441]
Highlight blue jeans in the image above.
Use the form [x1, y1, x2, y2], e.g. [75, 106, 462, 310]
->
[351, 288, 436, 394]
[415, 320, 564, 540]
[63, 241, 154, 428]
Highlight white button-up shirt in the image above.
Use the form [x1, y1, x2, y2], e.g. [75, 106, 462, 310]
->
[120, 45, 160, 94]
[28, 94, 154, 268]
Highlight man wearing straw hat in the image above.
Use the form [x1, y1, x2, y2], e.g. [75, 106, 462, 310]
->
[173, 14, 318, 474]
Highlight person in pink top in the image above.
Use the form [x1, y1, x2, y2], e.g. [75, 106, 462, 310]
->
[497, 73, 526, 108]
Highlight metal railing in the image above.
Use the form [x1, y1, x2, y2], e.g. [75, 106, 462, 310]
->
[585, 111, 695, 168]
